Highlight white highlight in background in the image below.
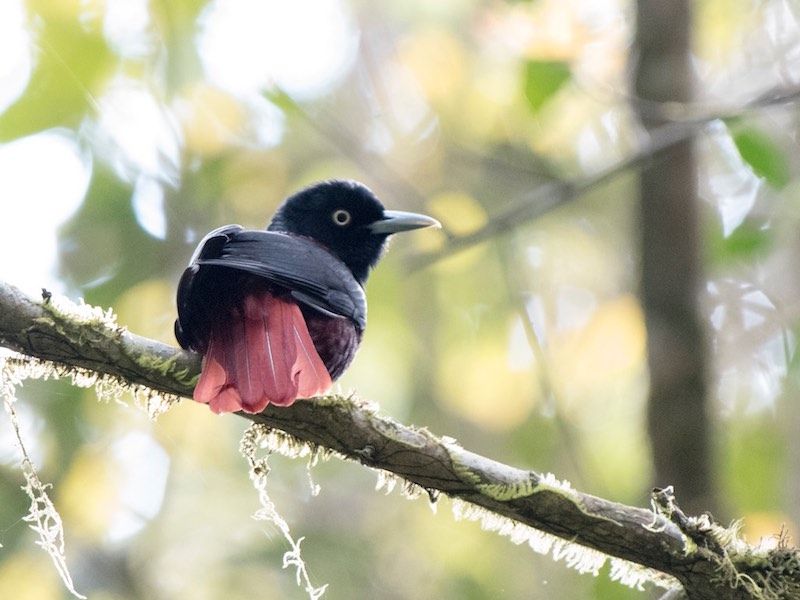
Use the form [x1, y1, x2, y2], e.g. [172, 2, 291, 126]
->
[197, 0, 359, 100]
[0, 0, 31, 114]
[108, 431, 170, 542]
[0, 130, 92, 295]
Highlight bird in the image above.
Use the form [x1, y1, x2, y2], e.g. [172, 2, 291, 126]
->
[175, 179, 440, 414]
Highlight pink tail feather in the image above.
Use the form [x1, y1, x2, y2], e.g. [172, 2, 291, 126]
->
[194, 292, 332, 414]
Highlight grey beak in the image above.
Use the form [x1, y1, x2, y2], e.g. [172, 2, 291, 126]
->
[369, 210, 441, 234]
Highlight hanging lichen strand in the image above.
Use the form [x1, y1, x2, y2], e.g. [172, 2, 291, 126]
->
[0, 357, 85, 599]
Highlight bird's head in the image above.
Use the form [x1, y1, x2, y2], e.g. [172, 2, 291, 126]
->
[268, 180, 439, 284]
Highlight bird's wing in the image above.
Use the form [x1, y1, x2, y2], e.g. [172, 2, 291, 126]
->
[175, 226, 248, 349]
[185, 224, 244, 265]
[195, 230, 367, 328]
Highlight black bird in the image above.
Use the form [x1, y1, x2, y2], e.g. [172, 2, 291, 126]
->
[175, 180, 440, 414]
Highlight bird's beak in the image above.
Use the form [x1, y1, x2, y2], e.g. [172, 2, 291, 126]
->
[369, 210, 441, 234]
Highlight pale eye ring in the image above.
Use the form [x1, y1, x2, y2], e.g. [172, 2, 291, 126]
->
[332, 209, 352, 226]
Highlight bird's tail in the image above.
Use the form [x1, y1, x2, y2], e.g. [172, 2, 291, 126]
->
[194, 291, 332, 414]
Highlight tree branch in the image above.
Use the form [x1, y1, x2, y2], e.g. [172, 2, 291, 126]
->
[0, 280, 796, 600]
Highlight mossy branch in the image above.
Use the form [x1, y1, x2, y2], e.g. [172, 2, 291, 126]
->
[0, 280, 797, 600]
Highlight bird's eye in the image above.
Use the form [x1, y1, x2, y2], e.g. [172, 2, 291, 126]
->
[332, 209, 352, 226]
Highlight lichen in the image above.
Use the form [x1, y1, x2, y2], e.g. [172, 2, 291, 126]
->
[697, 522, 800, 599]
[315, 391, 379, 415]
[133, 350, 199, 389]
[240, 424, 329, 600]
[3, 353, 181, 419]
[477, 478, 538, 502]
[43, 294, 124, 332]
[608, 557, 678, 591]
[0, 356, 86, 599]
[451, 497, 606, 574]
[374, 469, 398, 495]
[651, 486, 800, 598]
[446, 439, 620, 531]
[440, 436, 677, 590]
[450, 496, 677, 589]
[0, 349, 184, 596]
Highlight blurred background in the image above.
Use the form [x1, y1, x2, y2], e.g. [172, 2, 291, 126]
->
[2, 0, 800, 598]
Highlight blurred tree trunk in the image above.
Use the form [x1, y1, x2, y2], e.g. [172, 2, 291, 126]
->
[634, 0, 716, 514]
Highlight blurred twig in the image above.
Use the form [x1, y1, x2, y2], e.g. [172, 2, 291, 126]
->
[407, 119, 697, 270]
[406, 84, 800, 270]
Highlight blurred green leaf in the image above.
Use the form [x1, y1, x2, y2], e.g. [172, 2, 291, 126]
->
[523, 60, 571, 113]
[59, 165, 165, 305]
[0, 19, 114, 140]
[723, 419, 786, 510]
[707, 220, 772, 266]
[732, 126, 790, 188]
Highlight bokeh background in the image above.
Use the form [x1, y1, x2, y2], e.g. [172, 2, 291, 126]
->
[2, 0, 800, 598]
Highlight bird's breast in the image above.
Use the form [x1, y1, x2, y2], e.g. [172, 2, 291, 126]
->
[303, 310, 363, 381]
